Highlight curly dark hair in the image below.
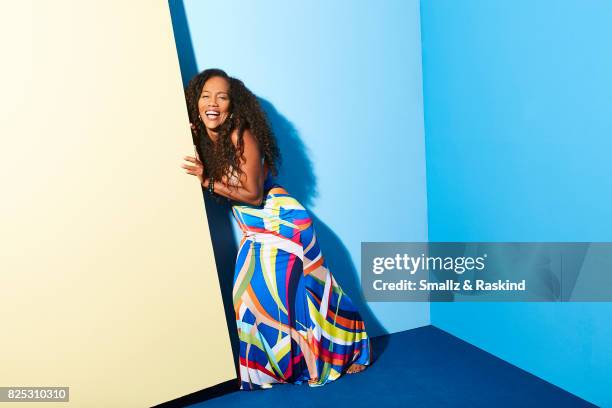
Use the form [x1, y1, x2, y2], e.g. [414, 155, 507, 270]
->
[185, 68, 280, 185]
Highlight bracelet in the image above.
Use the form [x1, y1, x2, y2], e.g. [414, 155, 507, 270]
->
[207, 177, 215, 195]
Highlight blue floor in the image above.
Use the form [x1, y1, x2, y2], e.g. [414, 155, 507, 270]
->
[189, 325, 596, 408]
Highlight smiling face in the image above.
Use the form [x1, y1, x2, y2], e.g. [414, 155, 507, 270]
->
[198, 76, 231, 133]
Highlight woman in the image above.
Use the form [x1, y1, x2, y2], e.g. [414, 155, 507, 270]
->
[181, 68, 371, 390]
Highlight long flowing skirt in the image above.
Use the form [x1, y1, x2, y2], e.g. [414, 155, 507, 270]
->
[231, 182, 371, 390]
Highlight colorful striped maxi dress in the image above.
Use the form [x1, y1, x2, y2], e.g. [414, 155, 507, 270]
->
[231, 173, 371, 390]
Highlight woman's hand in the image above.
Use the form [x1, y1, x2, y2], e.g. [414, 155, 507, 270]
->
[181, 155, 206, 186]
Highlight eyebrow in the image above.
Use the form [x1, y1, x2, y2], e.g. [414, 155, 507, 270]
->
[202, 90, 229, 94]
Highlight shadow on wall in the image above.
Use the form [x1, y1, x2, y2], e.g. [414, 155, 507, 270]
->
[168, 0, 385, 375]
[260, 99, 386, 338]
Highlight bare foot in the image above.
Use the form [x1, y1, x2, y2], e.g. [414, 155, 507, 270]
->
[346, 363, 367, 374]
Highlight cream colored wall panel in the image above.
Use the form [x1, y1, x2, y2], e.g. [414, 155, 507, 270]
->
[0, 1, 235, 407]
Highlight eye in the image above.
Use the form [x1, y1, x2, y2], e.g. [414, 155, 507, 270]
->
[201, 95, 209, 99]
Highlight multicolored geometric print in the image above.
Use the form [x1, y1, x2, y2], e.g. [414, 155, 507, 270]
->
[231, 175, 371, 390]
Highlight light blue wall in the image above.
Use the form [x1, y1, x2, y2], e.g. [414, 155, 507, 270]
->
[421, 1, 612, 406]
[177, 0, 429, 336]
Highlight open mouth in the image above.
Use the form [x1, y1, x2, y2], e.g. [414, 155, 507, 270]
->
[205, 110, 220, 120]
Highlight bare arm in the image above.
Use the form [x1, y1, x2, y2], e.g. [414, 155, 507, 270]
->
[207, 129, 265, 206]
[182, 129, 265, 205]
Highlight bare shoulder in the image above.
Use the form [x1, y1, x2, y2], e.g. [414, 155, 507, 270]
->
[232, 129, 261, 167]
[231, 128, 260, 151]
[230, 128, 257, 145]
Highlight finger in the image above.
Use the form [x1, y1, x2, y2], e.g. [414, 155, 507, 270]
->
[181, 164, 199, 171]
[184, 156, 203, 166]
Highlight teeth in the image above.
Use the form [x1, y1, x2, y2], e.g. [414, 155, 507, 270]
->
[205, 111, 219, 116]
